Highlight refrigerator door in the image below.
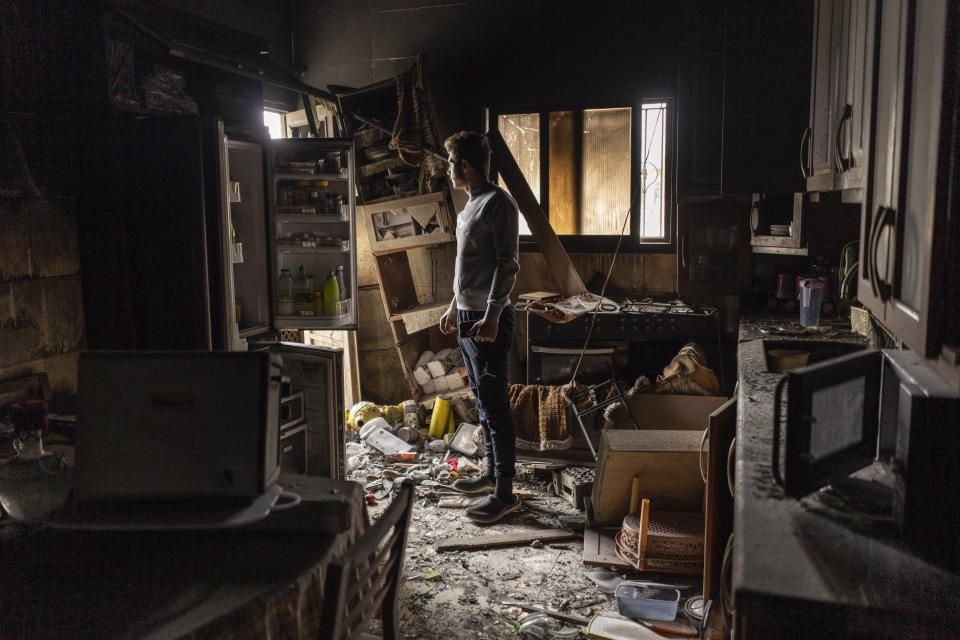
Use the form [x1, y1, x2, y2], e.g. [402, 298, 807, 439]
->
[122, 115, 226, 350]
[224, 137, 272, 344]
[268, 138, 358, 330]
[251, 342, 345, 479]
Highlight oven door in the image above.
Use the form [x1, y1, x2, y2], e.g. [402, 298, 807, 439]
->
[527, 344, 628, 386]
[772, 349, 882, 497]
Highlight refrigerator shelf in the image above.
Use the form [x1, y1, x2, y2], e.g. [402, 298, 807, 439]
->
[273, 172, 348, 182]
[277, 245, 350, 254]
[276, 213, 350, 224]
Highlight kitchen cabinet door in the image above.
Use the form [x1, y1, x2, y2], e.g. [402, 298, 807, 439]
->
[807, 0, 878, 195]
[677, 202, 749, 295]
[677, 37, 723, 198]
[722, 0, 813, 195]
[858, 0, 909, 322]
[806, 0, 846, 192]
[835, 0, 878, 192]
[882, 0, 953, 356]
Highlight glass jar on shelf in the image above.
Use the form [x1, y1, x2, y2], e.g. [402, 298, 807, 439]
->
[311, 180, 328, 214]
[277, 268, 295, 315]
[326, 152, 342, 174]
[277, 181, 295, 207]
[294, 181, 312, 207]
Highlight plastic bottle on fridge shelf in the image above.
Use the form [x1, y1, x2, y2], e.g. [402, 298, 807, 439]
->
[295, 264, 312, 314]
[334, 265, 348, 306]
[277, 268, 295, 315]
[323, 271, 340, 316]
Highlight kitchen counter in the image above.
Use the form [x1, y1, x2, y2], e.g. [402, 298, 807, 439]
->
[733, 312, 960, 637]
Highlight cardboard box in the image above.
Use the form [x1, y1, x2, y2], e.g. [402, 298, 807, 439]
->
[590, 394, 728, 526]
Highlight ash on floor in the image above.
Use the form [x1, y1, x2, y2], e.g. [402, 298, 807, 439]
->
[366, 468, 616, 640]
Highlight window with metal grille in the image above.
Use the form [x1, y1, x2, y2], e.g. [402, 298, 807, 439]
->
[494, 101, 670, 250]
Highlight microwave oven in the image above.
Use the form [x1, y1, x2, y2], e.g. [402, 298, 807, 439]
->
[772, 348, 960, 570]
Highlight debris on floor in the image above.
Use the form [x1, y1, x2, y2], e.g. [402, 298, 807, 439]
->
[346, 396, 710, 639]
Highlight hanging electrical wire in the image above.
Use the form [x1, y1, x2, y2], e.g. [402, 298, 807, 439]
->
[567, 106, 664, 386]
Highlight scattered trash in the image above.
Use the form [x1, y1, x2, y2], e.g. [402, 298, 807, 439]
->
[639, 618, 698, 637]
[417, 570, 443, 581]
[445, 456, 480, 473]
[424, 439, 449, 454]
[360, 417, 415, 456]
[436, 529, 575, 552]
[364, 493, 376, 505]
[517, 612, 580, 639]
[385, 452, 418, 462]
[448, 422, 481, 456]
[585, 615, 656, 640]
[530, 540, 544, 549]
[583, 569, 625, 595]
[615, 582, 680, 621]
[397, 426, 420, 443]
[438, 495, 484, 508]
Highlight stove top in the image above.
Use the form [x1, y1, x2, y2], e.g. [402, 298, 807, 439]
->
[619, 298, 717, 317]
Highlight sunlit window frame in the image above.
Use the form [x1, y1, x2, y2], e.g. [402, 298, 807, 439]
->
[488, 98, 675, 254]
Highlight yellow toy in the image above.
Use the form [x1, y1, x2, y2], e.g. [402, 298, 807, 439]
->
[346, 401, 405, 431]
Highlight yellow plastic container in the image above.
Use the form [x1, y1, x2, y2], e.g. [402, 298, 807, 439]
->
[428, 396, 451, 439]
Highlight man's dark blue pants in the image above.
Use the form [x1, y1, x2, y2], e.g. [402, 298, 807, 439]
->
[456, 306, 516, 481]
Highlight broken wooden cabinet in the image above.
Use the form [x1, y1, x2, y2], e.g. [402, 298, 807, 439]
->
[366, 188, 469, 404]
[361, 191, 454, 254]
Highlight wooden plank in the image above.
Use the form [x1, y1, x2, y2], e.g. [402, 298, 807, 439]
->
[392, 301, 451, 335]
[703, 397, 736, 600]
[356, 155, 407, 178]
[582, 524, 632, 569]
[343, 331, 361, 408]
[373, 252, 418, 317]
[488, 129, 587, 297]
[436, 528, 576, 552]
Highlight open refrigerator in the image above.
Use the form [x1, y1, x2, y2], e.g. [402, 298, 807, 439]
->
[120, 115, 354, 478]
[225, 135, 358, 347]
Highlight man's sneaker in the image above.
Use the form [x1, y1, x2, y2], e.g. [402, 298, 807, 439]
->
[465, 495, 522, 523]
[452, 475, 496, 494]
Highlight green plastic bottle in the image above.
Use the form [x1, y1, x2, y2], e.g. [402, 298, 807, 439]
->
[323, 271, 340, 316]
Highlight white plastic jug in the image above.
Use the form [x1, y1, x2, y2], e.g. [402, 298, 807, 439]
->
[359, 417, 415, 456]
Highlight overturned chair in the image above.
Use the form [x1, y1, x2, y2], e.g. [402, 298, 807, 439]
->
[322, 479, 415, 640]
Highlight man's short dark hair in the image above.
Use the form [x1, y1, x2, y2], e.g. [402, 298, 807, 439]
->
[444, 131, 490, 176]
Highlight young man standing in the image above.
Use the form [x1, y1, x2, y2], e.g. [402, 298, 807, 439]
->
[439, 131, 521, 523]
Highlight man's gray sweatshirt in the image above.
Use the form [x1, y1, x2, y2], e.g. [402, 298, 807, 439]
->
[449, 183, 520, 322]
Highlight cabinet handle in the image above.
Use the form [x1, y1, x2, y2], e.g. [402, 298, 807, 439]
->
[680, 233, 687, 268]
[771, 376, 787, 488]
[799, 126, 812, 179]
[866, 207, 882, 299]
[873, 207, 895, 302]
[834, 103, 852, 173]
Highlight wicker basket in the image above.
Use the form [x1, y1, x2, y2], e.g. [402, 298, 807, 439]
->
[615, 511, 705, 575]
[850, 306, 870, 336]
